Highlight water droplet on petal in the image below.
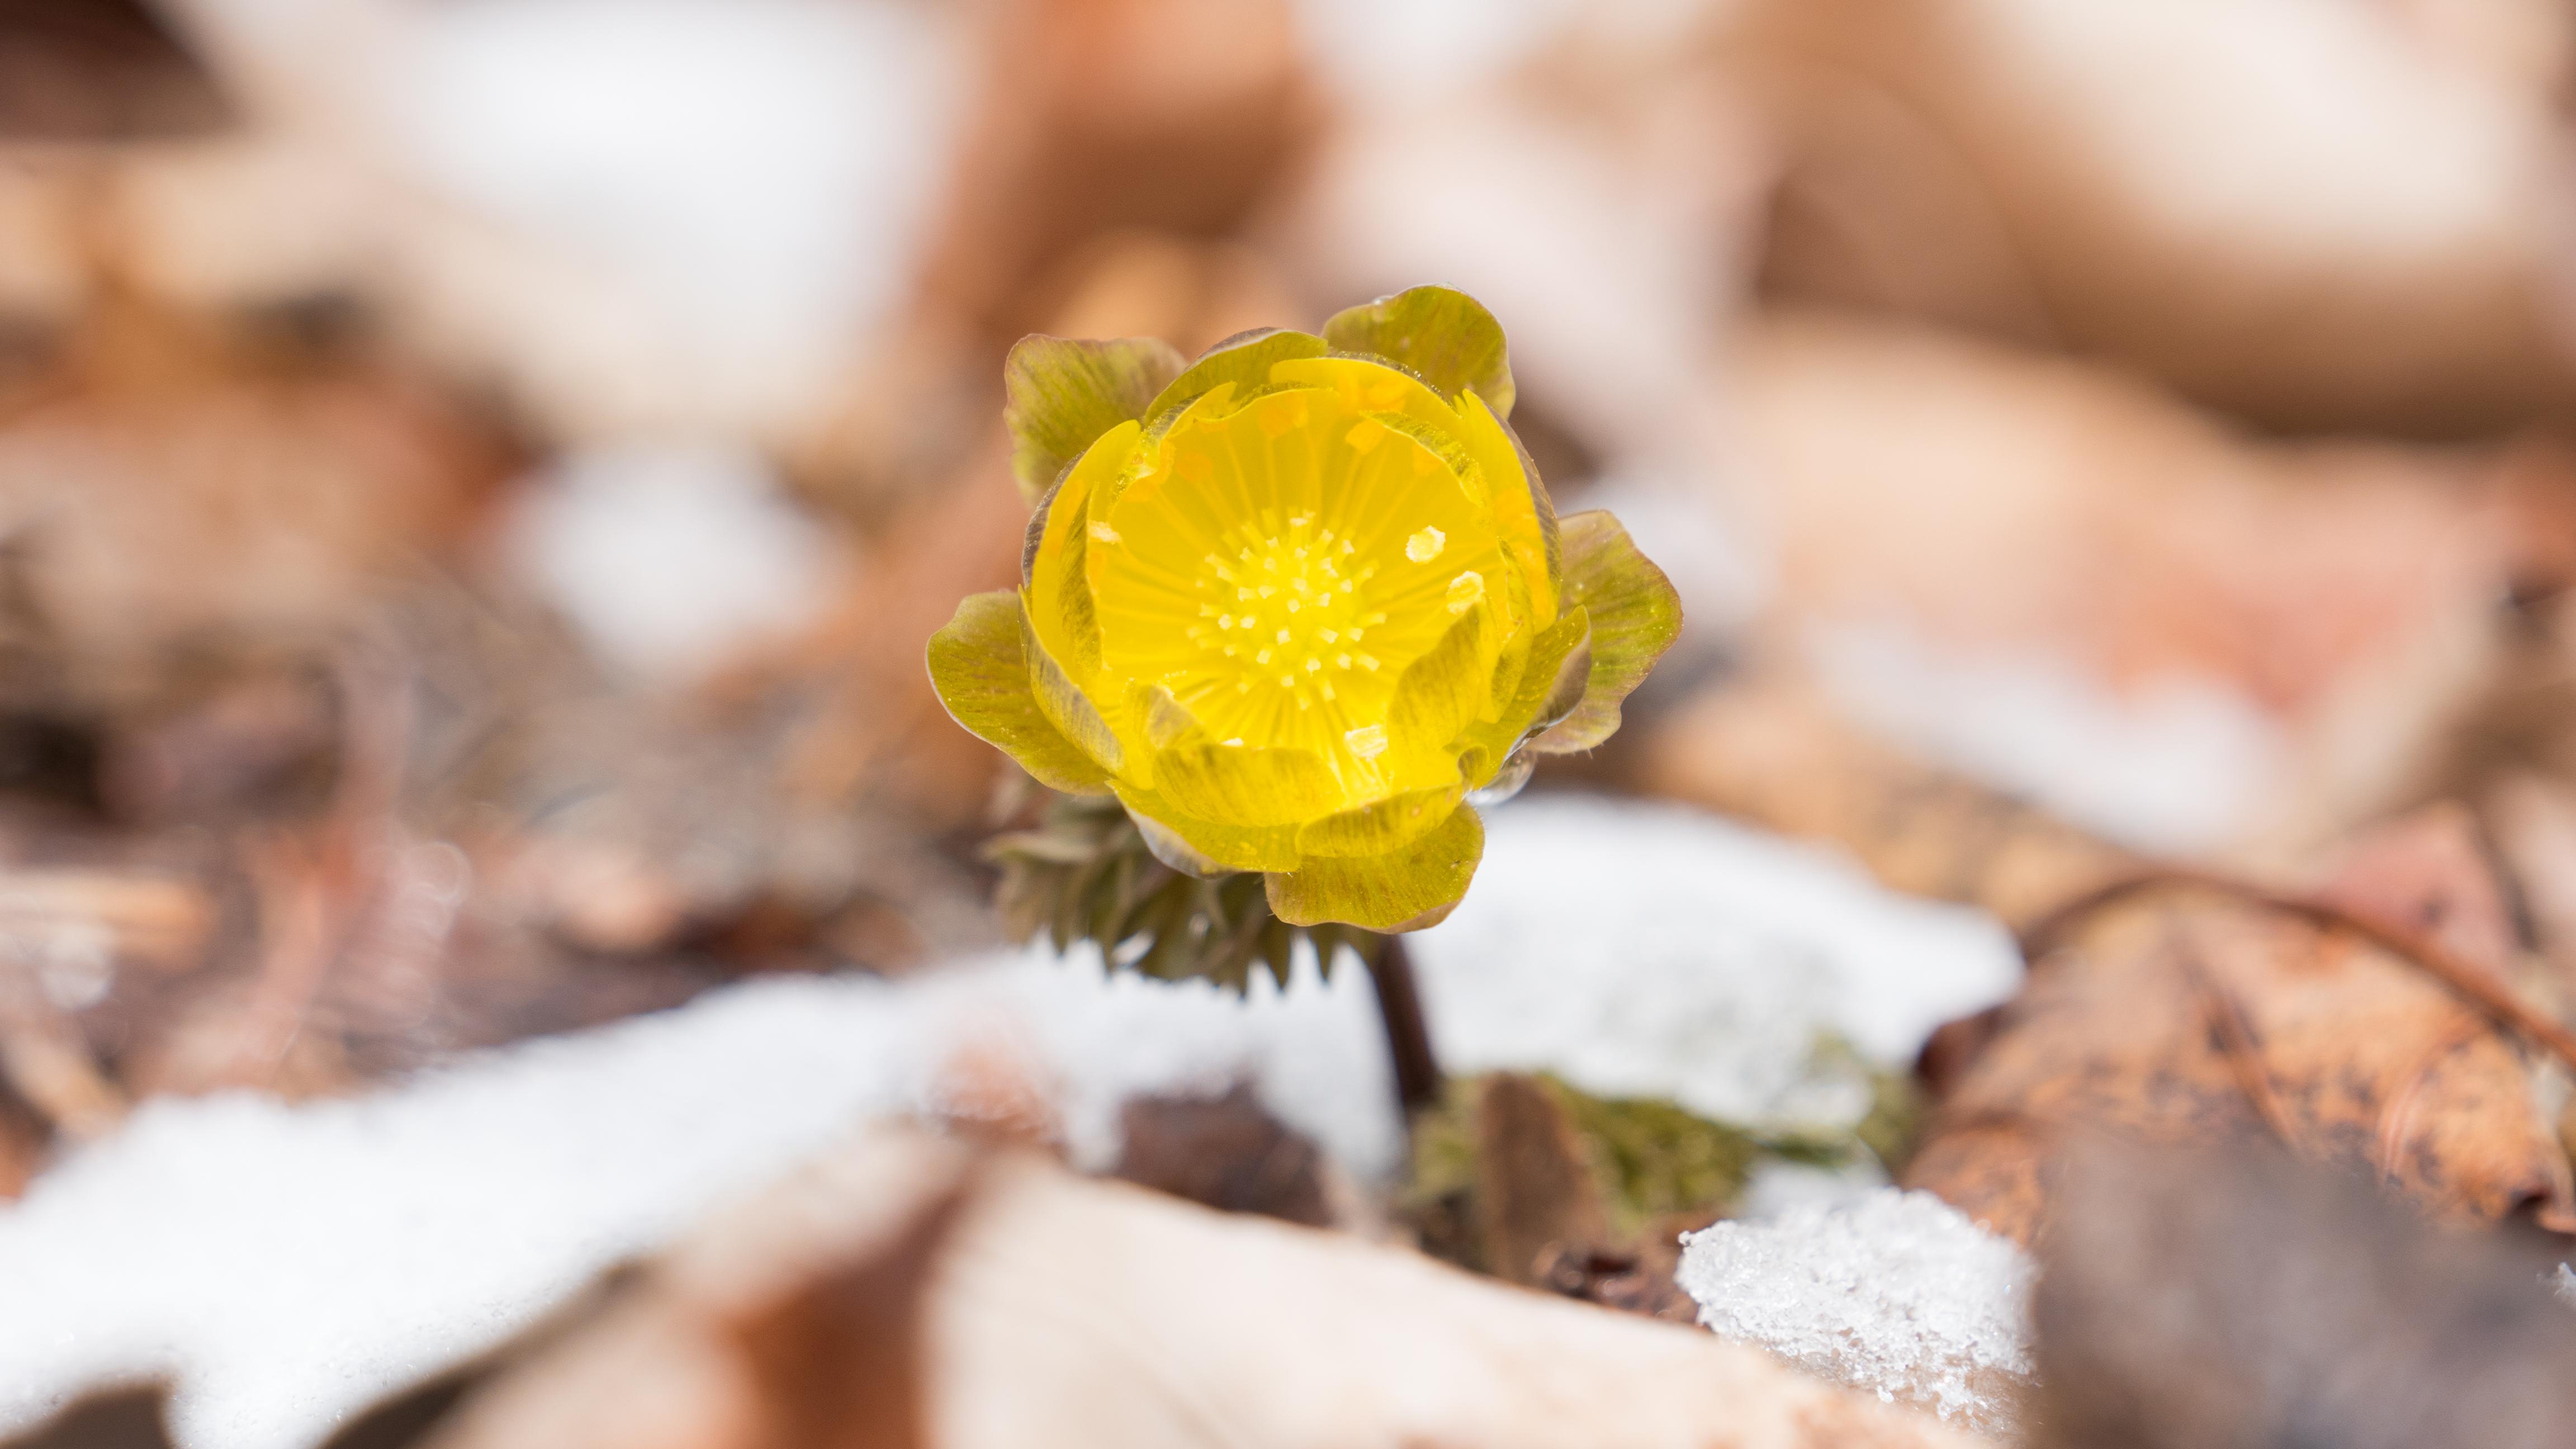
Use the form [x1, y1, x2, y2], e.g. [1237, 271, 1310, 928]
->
[1467, 745, 1536, 807]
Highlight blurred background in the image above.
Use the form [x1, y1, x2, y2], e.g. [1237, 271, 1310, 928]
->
[13, 0, 2576, 1437]
[11, 0, 2576, 1157]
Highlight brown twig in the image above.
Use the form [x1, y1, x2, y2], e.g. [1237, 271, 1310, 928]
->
[2021, 866, 2576, 1078]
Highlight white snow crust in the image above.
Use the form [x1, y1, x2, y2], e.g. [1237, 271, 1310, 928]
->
[1677, 1188, 2035, 1435]
[1415, 795, 2021, 1128]
[0, 949, 1391, 1449]
[0, 794, 2019, 1448]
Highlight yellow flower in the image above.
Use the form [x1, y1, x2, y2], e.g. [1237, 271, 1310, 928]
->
[929, 287, 1682, 931]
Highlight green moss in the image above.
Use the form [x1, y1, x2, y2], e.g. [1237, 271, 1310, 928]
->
[1401, 1062, 1930, 1266]
[1403, 1077, 1489, 1270]
[1546, 1078, 1767, 1237]
[1855, 1060, 1926, 1176]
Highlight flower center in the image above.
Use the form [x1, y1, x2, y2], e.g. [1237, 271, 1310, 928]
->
[1187, 512, 1385, 713]
[1089, 377, 1507, 775]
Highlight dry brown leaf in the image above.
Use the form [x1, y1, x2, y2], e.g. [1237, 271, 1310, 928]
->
[1475, 1072, 1611, 1290]
[2485, 771, 2576, 1001]
[0, 0, 233, 144]
[0, 290, 510, 691]
[0, 1384, 172, 1449]
[1727, 311, 2515, 721]
[1705, 312, 2548, 865]
[779, 233, 1305, 828]
[1642, 672, 2141, 932]
[1111, 1083, 1337, 1229]
[1727, 0, 2576, 433]
[907, 0, 1315, 347]
[0, 869, 213, 973]
[2033, 1143, 2576, 1449]
[2307, 801, 2521, 978]
[1904, 811, 2569, 1246]
[429, 1128, 1995, 1449]
[1645, 676, 2576, 1246]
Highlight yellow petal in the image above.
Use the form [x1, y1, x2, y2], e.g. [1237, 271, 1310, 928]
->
[1144, 328, 1329, 431]
[1459, 605, 1590, 771]
[1386, 607, 1489, 763]
[1025, 608, 1125, 774]
[1533, 512, 1683, 754]
[1268, 355, 1461, 443]
[1152, 736, 1344, 828]
[1267, 804, 1484, 931]
[925, 591, 1115, 795]
[1090, 377, 1503, 770]
[1114, 783, 1303, 873]
[1025, 420, 1143, 682]
[1296, 779, 1464, 859]
[1455, 390, 1559, 630]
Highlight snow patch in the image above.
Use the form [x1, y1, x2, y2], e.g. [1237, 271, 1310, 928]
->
[0, 948, 1394, 1449]
[1677, 1188, 2034, 1434]
[1414, 794, 2020, 1128]
[395, 0, 961, 428]
[0, 795, 2021, 1447]
[1734, 1156, 1892, 1221]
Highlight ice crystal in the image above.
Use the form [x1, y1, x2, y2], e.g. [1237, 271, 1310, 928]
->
[1677, 1188, 2034, 1437]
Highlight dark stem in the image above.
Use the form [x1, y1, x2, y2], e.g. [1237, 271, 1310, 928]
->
[1363, 935, 1443, 1120]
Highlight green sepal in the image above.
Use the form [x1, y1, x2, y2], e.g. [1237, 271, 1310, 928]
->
[1145, 329, 1329, 432]
[1003, 335, 1184, 501]
[1267, 804, 1484, 931]
[1323, 286, 1514, 418]
[1533, 512, 1683, 754]
[925, 592, 1115, 795]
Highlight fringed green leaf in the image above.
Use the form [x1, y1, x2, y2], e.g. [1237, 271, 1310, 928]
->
[926, 592, 1115, 795]
[1003, 335, 1184, 500]
[1145, 328, 1329, 430]
[1323, 286, 1515, 418]
[1533, 512, 1682, 754]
